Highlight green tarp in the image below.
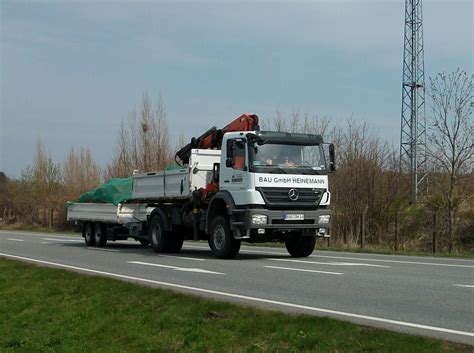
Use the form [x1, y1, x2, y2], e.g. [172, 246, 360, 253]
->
[77, 177, 132, 206]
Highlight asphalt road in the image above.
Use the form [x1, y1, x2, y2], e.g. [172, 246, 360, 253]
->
[1, 230, 473, 345]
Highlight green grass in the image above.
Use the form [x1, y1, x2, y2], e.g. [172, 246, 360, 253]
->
[0, 259, 470, 353]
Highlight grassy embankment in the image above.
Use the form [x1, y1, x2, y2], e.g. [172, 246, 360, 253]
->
[0, 258, 470, 353]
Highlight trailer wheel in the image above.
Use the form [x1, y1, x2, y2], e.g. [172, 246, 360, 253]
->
[83, 222, 95, 246]
[209, 216, 240, 259]
[93, 223, 107, 247]
[149, 216, 167, 253]
[285, 233, 316, 257]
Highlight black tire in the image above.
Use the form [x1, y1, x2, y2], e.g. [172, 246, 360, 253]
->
[165, 233, 184, 253]
[139, 239, 151, 247]
[209, 216, 241, 259]
[285, 233, 316, 257]
[93, 223, 107, 247]
[83, 222, 95, 246]
[149, 215, 167, 253]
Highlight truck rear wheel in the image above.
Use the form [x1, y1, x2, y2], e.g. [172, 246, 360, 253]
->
[149, 216, 167, 253]
[209, 216, 240, 259]
[93, 223, 107, 247]
[83, 222, 94, 246]
[285, 233, 316, 257]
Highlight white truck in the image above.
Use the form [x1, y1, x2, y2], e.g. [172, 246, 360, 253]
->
[67, 114, 335, 259]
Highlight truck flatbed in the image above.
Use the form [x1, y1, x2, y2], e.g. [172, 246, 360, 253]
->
[67, 203, 150, 224]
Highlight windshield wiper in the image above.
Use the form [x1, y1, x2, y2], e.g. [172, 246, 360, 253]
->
[253, 165, 287, 174]
[295, 165, 320, 175]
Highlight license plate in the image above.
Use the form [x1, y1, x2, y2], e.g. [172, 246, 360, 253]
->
[284, 214, 304, 221]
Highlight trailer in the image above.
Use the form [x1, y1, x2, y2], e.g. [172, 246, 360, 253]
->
[68, 113, 335, 258]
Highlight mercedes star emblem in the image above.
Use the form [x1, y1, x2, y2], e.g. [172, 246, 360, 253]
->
[288, 189, 299, 201]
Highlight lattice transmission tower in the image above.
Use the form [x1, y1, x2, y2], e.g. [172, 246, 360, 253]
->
[400, 0, 427, 203]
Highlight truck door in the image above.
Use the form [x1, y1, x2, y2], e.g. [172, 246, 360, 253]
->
[221, 138, 250, 204]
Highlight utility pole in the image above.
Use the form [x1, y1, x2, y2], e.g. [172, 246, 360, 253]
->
[399, 0, 427, 203]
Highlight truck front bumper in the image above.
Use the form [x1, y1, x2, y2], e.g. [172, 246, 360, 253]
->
[231, 208, 331, 238]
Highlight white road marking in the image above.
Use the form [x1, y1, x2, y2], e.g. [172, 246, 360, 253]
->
[1, 231, 44, 236]
[87, 247, 120, 252]
[7, 238, 24, 242]
[311, 255, 474, 268]
[183, 244, 285, 256]
[184, 245, 473, 268]
[41, 242, 63, 246]
[453, 284, 474, 288]
[0, 231, 80, 239]
[1, 252, 473, 339]
[0, 231, 474, 268]
[43, 238, 82, 243]
[268, 258, 390, 268]
[333, 262, 390, 268]
[2, 232, 472, 264]
[128, 261, 224, 275]
[4, 232, 471, 266]
[158, 254, 205, 261]
[265, 265, 343, 275]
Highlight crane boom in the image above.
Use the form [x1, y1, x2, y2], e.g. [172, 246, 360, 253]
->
[175, 113, 259, 165]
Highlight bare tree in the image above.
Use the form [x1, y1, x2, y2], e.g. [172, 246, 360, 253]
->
[268, 110, 403, 248]
[0, 172, 12, 225]
[151, 92, 171, 170]
[330, 119, 398, 246]
[13, 167, 37, 225]
[63, 147, 101, 199]
[29, 141, 62, 228]
[174, 132, 187, 160]
[273, 108, 287, 132]
[139, 93, 153, 171]
[428, 69, 473, 252]
[106, 120, 133, 178]
[107, 93, 172, 178]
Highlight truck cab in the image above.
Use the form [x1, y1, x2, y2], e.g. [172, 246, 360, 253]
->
[205, 130, 334, 258]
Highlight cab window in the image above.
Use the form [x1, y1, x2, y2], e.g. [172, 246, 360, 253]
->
[227, 139, 246, 170]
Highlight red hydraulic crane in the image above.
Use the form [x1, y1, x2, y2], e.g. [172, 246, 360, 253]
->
[175, 113, 259, 165]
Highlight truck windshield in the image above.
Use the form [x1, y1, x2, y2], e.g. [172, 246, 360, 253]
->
[248, 142, 326, 174]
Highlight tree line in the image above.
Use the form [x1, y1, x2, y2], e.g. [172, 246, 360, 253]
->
[1, 71, 472, 253]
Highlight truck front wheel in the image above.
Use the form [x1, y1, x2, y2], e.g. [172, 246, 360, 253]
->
[285, 233, 316, 257]
[139, 239, 151, 247]
[83, 222, 95, 246]
[149, 216, 167, 253]
[165, 233, 184, 253]
[209, 216, 240, 259]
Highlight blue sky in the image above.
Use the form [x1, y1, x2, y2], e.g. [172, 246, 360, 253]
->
[1, 0, 472, 177]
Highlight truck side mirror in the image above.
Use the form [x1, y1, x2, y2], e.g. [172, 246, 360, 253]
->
[328, 143, 336, 172]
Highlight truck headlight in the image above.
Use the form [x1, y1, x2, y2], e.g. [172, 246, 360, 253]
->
[251, 214, 268, 225]
[318, 215, 330, 224]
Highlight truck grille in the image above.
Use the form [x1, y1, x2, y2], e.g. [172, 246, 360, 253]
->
[272, 219, 315, 225]
[257, 187, 324, 208]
